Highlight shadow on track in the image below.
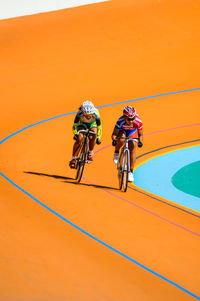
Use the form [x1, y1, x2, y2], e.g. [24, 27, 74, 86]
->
[24, 171, 74, 180]
[62, 179, 118, 191]
[24, 171, 118, 191]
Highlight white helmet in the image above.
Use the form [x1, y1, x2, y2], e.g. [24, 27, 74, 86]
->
[81, 100, 95, 114]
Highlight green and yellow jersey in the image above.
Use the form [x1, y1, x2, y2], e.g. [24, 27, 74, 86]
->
[72, 108, 102, 138]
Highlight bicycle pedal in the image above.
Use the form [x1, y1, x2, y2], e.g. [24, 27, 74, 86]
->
[87, 160, 93, 164]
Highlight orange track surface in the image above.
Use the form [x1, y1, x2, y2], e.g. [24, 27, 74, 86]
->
[0, 0, 200, 300]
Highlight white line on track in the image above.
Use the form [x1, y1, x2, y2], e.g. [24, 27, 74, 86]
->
[0, 0, 110, 20]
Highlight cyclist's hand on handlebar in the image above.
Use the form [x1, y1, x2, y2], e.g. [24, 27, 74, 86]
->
[138, 140, 143, 148]
[96, 137, 101, 145]
[112, 139, 117, 146]
[73, 134, 78, 140]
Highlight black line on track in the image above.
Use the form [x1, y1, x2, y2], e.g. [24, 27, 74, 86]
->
[136, 139, 200, 159]
[128, 185, 200, 218]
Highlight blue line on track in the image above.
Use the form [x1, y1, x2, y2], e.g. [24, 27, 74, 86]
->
[0, 111, 77, 145]
[0, 171, 200, 300]
[1, 87, 200, 299]
[97, 87, 200, 108]
[1, 88, 200, 145]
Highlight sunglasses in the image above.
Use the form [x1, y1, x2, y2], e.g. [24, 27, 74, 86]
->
[125, 117, 135, 121]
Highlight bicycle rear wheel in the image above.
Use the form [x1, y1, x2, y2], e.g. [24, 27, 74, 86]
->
[121, 150, 128, 192]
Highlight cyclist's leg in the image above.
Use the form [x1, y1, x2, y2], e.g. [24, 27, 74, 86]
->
[69, 124, 86, 168]
[89, 125, 97, 151]
[70, 125, 86, 168]
[128, 140, 137, 170]
[87, 125, 97, 161]
[127, 130, 138, 181]
[126, 140, 136, 182]
[115, 130, 126, 152]
[72, 125, 85, 157]
[113, 130, 126, 163]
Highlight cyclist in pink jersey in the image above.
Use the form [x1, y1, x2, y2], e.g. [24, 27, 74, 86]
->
[111, 106, 143, 182]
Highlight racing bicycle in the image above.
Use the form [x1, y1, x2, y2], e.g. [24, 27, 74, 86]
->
[116, 137, 140, 192]
[75, 129, 97, 183]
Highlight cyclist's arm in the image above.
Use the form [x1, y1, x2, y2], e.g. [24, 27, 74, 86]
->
[72, 113, 81, 135]
[138, 129, 143, 142]
[112, 117, 122, 140]
[112, 127, 120, 141]
[96, 114, 102, 139]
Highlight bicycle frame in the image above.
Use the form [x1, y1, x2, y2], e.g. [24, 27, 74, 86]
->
[75, 129, 97, 183]
[117, 137, 139, 192]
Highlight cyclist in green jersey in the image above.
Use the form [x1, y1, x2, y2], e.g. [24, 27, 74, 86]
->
[69, 100, 102, 168]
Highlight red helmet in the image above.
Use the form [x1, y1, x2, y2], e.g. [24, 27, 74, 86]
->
[123, 106, 136, 119]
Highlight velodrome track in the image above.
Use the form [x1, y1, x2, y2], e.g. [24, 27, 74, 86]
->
[0, 0, 200, 300]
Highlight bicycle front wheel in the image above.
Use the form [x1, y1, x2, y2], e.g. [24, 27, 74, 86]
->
[121, 150, 128, 192]
[76, 142, 87, 182]
[117, 151, 124, 190]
